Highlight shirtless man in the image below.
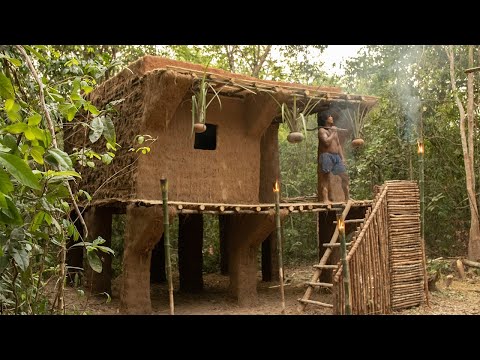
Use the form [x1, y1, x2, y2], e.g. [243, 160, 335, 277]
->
[318, 115, 349, 202]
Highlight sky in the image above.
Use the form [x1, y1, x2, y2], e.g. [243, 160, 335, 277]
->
[320, 45, 364, 76]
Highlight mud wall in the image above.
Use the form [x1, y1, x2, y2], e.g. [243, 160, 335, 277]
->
[65, 69, 145, 201]
[135, 95, 263, 203]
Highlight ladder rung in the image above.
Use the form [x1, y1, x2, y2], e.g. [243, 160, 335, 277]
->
[306, 282, 333, 287]
[323, 242, 352, 247]
[313, 264, 338, 269]
[333, 219, 364, 224]
[297, 298, 334, 308]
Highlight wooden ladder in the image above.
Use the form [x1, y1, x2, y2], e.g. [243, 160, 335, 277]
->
[298, 200, 355, 312]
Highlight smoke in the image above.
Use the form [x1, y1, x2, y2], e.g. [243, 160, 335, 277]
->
[392, 46, 423, 144]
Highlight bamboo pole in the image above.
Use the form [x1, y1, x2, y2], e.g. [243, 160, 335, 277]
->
[417, 141, 430, 306]
[337, 213, 351, 315]
[274, 180, 286, 314]
[160, 178, 174, 315]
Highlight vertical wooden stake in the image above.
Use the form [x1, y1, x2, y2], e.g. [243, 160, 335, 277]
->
[274, 180, 286, 314]
[161, 178, 175, 315]
[418, 141, 430, 306]
[337, 212, 351, 314]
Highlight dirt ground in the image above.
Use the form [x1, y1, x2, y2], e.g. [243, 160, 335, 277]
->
[61, 264, 480, 315]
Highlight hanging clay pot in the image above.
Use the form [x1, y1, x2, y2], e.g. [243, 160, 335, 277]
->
[351, 138, 364, 148]
[287, 131, 304, 143]
[194, 123, 207, 133]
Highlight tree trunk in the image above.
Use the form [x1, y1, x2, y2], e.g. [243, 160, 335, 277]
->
[252, 46, 272, 78]
[446, 45, 480, 261]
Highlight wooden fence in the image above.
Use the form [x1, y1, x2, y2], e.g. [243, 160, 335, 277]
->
[333, 181, 427, 314]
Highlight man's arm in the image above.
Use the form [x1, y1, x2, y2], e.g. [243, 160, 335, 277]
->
[318, 128, 337, 146]
[337, 133, 346, 161]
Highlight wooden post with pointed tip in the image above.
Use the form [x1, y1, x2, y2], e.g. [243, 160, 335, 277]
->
[417, 140, 430, 306]
[274, 180, 286, 314]
[337, 210, 351, 314]
[161, 178, 174, 315]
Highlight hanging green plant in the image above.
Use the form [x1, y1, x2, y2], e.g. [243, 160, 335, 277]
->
[344, 102, 371, 148]
[270, 94, 322, 143]
[191, 68, 222, 135]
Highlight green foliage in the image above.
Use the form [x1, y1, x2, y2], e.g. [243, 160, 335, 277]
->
[279, 117, 319, 264]
[0, 45, 122, 314]
[202, 215, 220, 274]
[166, 45, 331, 84]
[343, 45, 477, 257]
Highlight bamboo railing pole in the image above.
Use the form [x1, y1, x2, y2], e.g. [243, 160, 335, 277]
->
[417, 142, 430, 306]
[353, 256, 359, 313]
[337, 214, 351, 315]
[161, 178, 174, 315]
[274, 181, 286, 314]
[384, 200, 391, 313]
[371, 221, 377, 313]
[365, 222, 375, 314]
[382, 201, 389, 313]
[360, 237, 367, 314]
[373, 213, 381, 313]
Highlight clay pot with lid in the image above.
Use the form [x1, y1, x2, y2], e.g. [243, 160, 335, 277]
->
[194, 123, 207, 133]
[351, 138, 364, 148]
[287, 131, 304, 143]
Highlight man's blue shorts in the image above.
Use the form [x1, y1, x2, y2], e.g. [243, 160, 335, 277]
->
[320, 153, 346, 175]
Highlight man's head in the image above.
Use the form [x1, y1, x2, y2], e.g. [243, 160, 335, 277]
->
[326, 115, 334, 126]
[318, 113, 335, 127]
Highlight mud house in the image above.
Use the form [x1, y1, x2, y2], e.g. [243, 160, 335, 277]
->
[66, 56, 423, 315]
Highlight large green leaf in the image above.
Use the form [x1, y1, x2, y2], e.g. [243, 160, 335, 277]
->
[45, 148, 73, 171]
[89, 117, 104, 143]
[3, 122, 27, 134]
[0, 72, 14, 100]
[85, 102, 99, 116]
[24, 127, 36, 141]
[101, 153, 113, 165]
[5, 99, 15, 111]
[0, 55, 21, 67]
[30, 127, 46, 143]
[31, 211, 46, 231]
[0, 168, 13, 193]
[27, 113, 42, 126]
[0, 152, 41, 190]
[0, 192, 7, 208]
[59, 103, 77, 122]
[102, 116, 116, 144]
[87, 250, 103, 273]
[0, 196, 23, 225]
[2, 134, 17, 151]
[46, 183, 71, 202]
[12, 248, 29, 271]
[30, 146, 45, 165]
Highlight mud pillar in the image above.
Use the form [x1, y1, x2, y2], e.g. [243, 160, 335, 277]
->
[66, 209, 84, 285]
[259, 123, 281, 282]
[226, 211, 287, 306]
[121, 204, 174, 314]
[261, 232, 279, 282]
[84, 207, 113, 294]
[150, 234, 166, 283]
[219, 215, 228, 275]
[178, 214, 204, 293]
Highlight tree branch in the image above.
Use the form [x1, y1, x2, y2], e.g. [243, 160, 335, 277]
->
[252, 45, 272, 78]
[224, 45, 236, 73]
[15, 45, 90, 312]
[15, 46, 58, 147]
